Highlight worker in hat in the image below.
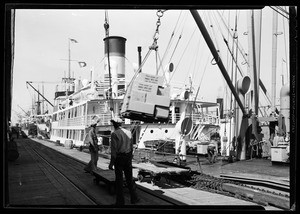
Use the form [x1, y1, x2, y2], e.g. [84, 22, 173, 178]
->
[84, 116, 100, 174]
[109, 116, 140, 205]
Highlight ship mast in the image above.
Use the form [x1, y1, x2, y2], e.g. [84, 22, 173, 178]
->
[271, 10, 278, 114]
[104, 10, 114, 114]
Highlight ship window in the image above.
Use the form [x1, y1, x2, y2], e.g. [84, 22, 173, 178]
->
[150, 130, 154, 133]
[165, 130, 168, 133]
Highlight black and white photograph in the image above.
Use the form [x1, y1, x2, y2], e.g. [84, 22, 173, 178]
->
[3, 3, 297, 212]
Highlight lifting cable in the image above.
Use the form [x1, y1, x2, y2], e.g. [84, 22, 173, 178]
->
[182, 36, 201, 85]
[168, 26, 193, 84]
[167, 11, 188, 64]
[169, 27, 197, 83]
[214, 11, 272, 108]
[126, 9, 165, 88]
[216, 10, 249, 67]
[190, 37, 201, 82]
[124, 10, 169, 152]
[206, 11, 222, 65]
[157, 10, 183, 73]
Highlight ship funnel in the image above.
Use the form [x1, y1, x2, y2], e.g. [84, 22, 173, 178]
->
[103, 36, 127, 98]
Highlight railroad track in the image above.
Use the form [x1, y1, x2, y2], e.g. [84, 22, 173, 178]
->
[30, 146, 98, 205]
[22, 139, 182, 206]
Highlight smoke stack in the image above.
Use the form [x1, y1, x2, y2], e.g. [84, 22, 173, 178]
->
[103, 36, 127, 98]
[138, 46, 142, 72]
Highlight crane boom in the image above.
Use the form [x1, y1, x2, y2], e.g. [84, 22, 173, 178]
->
[190, 10, 246, 115]
[27, 81, 61, 84]
[17, 105, 30, 116]
[26, 81, 54, 107]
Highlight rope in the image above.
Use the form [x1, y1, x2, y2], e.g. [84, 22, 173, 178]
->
[216, 10, 249, 67]
[167, 11, 188, 64]
[206, 11, 222, 61]
[169, 27, 197, 83]
[157, 10, 183, 72]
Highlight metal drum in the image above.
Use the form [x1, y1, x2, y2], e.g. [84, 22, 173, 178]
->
[64, 139, 73, 149]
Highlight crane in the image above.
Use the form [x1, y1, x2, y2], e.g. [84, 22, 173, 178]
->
[26, 81, 54, 107]
[17, 105, 30, 117]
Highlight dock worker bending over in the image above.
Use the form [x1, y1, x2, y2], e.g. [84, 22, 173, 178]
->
[109, 117, 139, 205]
[207, 134, 218, 163]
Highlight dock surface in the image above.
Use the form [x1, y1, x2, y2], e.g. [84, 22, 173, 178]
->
[5, 136, 289, 210]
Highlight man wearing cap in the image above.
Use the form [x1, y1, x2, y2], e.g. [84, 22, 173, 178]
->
[84, 116, 100, 174]
[109, 117, 139, 205]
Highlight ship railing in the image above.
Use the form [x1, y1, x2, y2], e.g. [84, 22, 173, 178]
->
[86, 114, 113, 126]
[57, 112, 219, 127]
[171, 113, 219, 125]
[57, 113, 113, 127]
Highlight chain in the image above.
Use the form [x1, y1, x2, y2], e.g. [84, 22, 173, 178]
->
[190, 173, 289, 198]
[150, 9, 166, 50]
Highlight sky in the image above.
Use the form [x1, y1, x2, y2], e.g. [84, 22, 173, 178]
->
[11, 6, 290, 124]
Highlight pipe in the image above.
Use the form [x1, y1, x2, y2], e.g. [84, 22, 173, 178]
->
[271, 10, 278, 112]
[138, 46, 142, 73]
[190, 10, 246, 115]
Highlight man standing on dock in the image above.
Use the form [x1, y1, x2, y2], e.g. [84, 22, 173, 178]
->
[84, 116, 100, 174]
[109, 117, 139, 205]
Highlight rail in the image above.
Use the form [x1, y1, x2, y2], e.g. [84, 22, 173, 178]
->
[56, 112, 219, 127]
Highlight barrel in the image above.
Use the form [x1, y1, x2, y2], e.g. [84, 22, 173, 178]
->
[64, 139, 73, 149]
[55, 140, 60, 146]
